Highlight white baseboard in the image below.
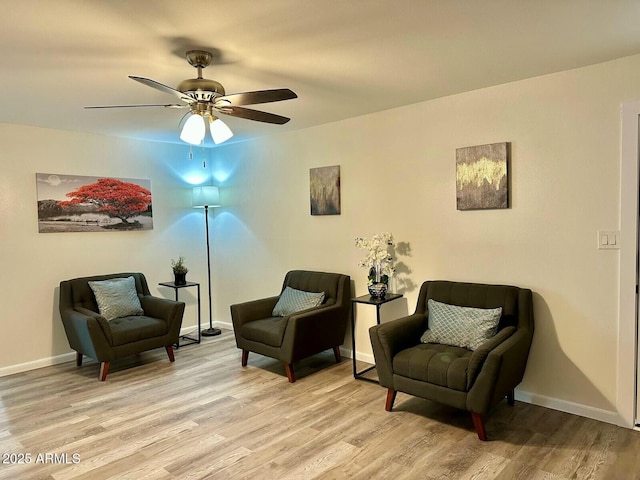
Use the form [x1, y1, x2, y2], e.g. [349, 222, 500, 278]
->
[174, 322, 232, 337]
[0, 352, 77, 377]
[214, 321, 233, 331]
[514, 389, 623, 426]
[340, 347, 373, 365]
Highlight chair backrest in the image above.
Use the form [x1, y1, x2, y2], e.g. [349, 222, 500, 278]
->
[282, 270, 350, 309]
[59, 272, 150, 313]
[414, 280, 534, 334]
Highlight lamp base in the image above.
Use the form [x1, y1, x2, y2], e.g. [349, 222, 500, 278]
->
[202, 327, 222, 337]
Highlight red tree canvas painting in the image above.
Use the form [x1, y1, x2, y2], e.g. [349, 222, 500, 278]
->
[36, 174, 153, 233]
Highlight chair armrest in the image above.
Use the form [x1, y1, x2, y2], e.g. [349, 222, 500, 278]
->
[74, 306, 113, 343]
[230, 296, 280, 328]
[370, 313, 427, 361]
[140, 296, 185, 341]
[467, 328, 532, 414]
[369, 313, 427, 387]
[466, 326, 516, 389]
[279, 304, 348, 361]
[74, 306, 103, 319]
[140, 295, 184, 323]
[59, 308, 112, 360]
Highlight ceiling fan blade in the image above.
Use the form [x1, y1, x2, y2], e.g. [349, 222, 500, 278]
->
[215, 88, 297, 107]
[84, 104, 187, 109]
[217, 106, 290, 124]
[129, 76, 195, 104]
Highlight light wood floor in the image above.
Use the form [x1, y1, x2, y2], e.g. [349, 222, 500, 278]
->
[1, 330, 639, 480]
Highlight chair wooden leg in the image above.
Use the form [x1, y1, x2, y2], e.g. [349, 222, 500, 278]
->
[241, 350, 249, 367]
[507, 390, 515, 406]
[284, 363, 296, 383]
[165, 346, 175, 362]
[385, 388, 397, 412]
[333, 346, 341, 363]
[76, 352, 83, 367]
[471, 412, 487, 441]
[99, 362, 110, 381]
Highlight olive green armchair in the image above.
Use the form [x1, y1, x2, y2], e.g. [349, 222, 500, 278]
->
[231, 270, 351, 382]
[59, 272, 185, 380]
[369, 280, 534, 440]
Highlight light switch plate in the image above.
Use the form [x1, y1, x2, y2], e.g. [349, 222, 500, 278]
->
[598, 230, 620, 250]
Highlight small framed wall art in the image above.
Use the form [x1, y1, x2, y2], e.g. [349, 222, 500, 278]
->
[310, 165, 341, 215]
[456, 142, 510, 210]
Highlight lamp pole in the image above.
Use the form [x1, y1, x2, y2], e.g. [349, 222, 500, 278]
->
[201, 203, 221, 336]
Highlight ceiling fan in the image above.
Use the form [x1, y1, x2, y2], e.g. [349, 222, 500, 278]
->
[85, 49, 298, 145]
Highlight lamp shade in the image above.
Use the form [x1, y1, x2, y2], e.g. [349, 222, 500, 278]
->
[180, 113, 206, 145]
[209, 117, 234, 144]
[192, 186, 220, 208]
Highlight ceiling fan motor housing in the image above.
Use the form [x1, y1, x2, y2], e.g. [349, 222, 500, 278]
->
[178, 78, 225, 101]
[179, 49, 226, 101]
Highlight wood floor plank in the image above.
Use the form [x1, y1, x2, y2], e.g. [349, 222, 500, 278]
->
[0, 329, 638, 479]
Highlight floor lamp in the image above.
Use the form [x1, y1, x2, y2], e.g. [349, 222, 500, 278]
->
[192, 185, 222, 337]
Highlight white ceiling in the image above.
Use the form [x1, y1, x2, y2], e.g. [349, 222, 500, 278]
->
[2, 0, 640, 147]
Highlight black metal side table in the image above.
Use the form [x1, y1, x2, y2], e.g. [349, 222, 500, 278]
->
[350, 293, 403, 383]
[159, 281, 201, 348]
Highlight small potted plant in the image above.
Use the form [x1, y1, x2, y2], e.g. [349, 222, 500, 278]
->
[171, 256, 188, 286]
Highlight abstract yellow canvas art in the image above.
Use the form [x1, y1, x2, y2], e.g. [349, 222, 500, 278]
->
[456, 142, 509, 210]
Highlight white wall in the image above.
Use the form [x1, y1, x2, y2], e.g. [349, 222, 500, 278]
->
[0, 125, 207, 373]
[209, 53, 640, 425]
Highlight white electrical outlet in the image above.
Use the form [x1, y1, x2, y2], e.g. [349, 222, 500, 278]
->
[598, 230, 620, 250]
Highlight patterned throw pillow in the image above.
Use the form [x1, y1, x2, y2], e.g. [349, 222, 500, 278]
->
[420, 299, 502, 351]
[272, 286, 325, 317]
[88, 276, 144, 321]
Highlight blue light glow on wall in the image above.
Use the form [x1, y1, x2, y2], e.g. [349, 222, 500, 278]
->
[183, 172, 209, 186]
[178, 147, 236, 186]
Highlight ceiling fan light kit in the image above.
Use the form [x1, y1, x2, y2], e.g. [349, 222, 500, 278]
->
[209, 117, 233, 144]
[85, 49, 297, 146]
[180, 113, 207, 145]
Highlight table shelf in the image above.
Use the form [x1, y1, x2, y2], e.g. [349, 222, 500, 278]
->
[159, 281, 201, 347]
[350, 293, 403, 383]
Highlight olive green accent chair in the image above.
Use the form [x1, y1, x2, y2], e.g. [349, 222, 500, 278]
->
[59, 272, 185, 381]
[230, 270, 351, 382]
[369, 280, 534, 440]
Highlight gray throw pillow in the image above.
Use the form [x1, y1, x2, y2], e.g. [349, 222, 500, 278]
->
[272, 286, 325, 317]
[420, 299, 502, 351]
[88, 276, 144, 321]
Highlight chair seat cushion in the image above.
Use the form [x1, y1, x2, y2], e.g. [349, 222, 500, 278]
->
[240, 316, 287, 347]
[108, 315, 168, 346]
[393, 343, 472, 392]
